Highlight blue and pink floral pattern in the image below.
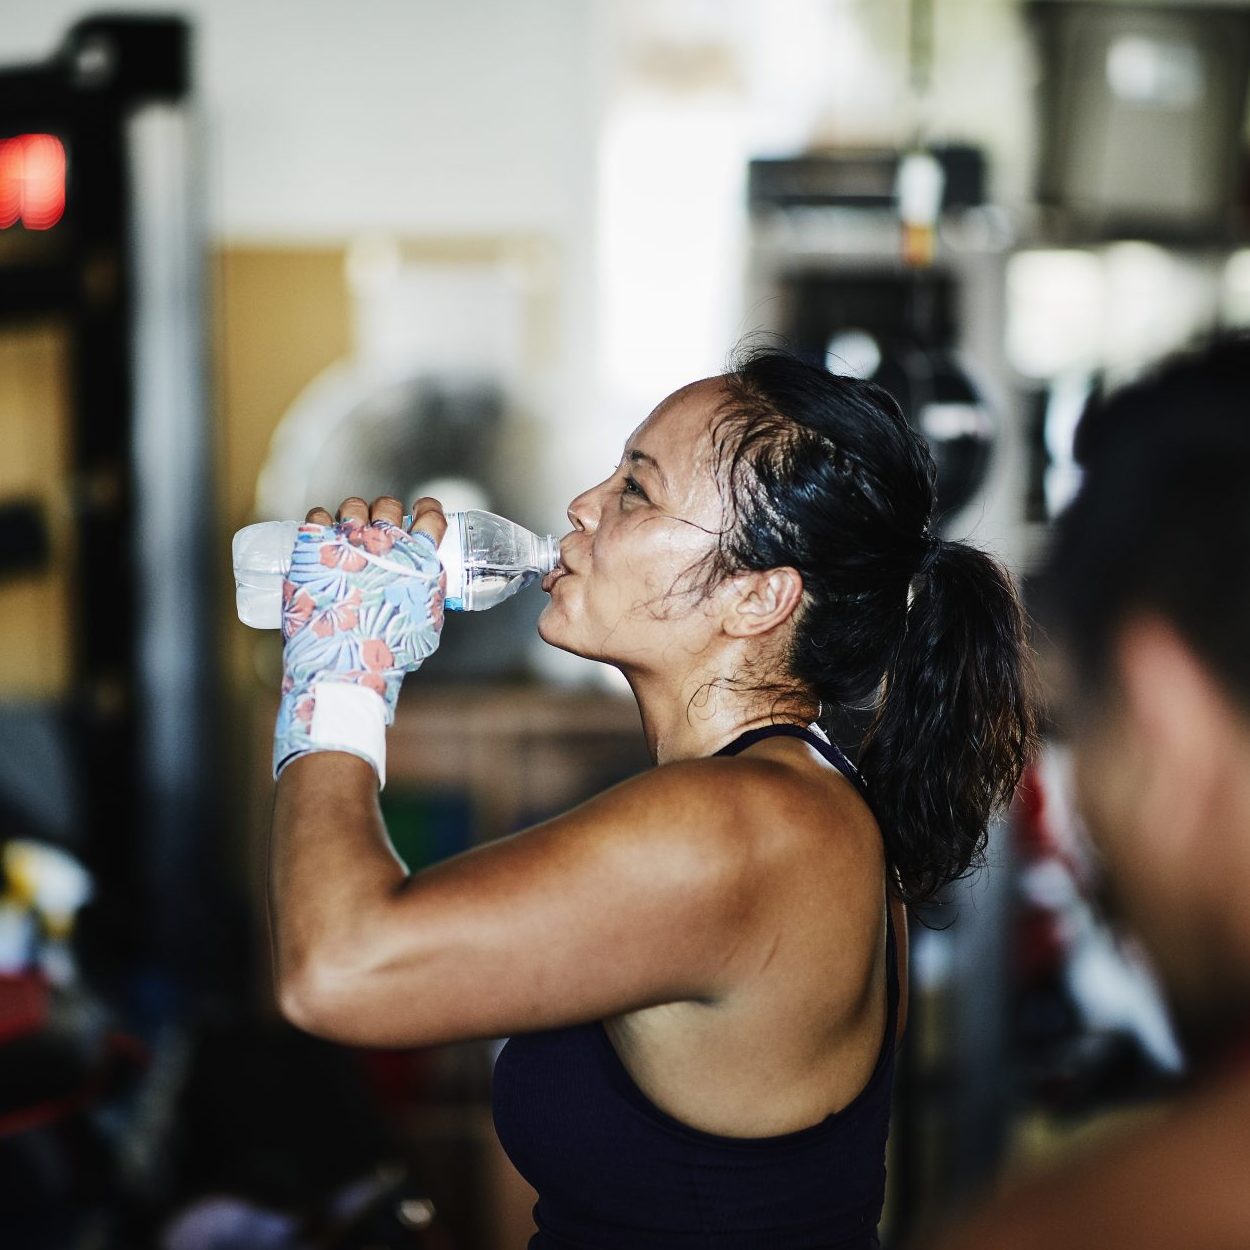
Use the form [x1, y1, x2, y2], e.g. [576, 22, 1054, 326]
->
[273, 518, 445, 777]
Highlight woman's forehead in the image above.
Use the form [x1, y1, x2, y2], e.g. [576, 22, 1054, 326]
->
[626, 377, 726, 466]
[621, 379, 730, 526]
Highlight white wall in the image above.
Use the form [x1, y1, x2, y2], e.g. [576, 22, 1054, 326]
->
[2, 0, 602, 240]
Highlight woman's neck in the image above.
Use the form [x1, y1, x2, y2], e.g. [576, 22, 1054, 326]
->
[623, 661, 818, 765]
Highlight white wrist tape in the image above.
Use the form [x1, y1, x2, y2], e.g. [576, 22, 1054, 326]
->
[300, 681, 389, 787]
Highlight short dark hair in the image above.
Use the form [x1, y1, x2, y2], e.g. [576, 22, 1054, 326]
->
[1044, 335, 1250, 713]
[711, 348, 1037, 904]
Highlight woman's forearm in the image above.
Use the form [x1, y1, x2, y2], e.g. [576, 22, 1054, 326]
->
[267, 750, 408, 1011]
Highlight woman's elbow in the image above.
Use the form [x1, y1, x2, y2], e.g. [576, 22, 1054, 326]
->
[271, 917, 377, 1035]
[275, 967, 319, 1032]
[271, 921, 446, 1046]
[274, 955, 356, 1038]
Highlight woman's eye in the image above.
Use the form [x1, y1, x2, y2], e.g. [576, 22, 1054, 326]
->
[621, 475, 647, 501]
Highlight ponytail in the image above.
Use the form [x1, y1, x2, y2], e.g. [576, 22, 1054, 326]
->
[713, 347, 1038, 905]
[858, 541, 1037, 904]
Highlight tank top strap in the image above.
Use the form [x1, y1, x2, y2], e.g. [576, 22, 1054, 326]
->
[717, 722, 899, 1030]
[715, 723, 870, 804]
[883, 892, 900, 1038]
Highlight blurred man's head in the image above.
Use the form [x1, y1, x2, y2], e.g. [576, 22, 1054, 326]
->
[1044, 336, 1250, 1053]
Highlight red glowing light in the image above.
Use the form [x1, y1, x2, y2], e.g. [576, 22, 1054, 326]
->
[0, 134, 67, 231]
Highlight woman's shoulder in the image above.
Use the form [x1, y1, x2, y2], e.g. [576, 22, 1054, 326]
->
[625, 739, 883, 889]
[622, 745, 812, 826]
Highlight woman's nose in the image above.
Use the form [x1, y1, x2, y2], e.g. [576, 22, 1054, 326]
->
[567, 485, 597, 533]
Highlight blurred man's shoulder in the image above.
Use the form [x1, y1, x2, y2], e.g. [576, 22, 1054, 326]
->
[922, 1071, 1250, 1250]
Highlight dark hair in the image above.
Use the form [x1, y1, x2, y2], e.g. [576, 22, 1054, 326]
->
[1044, 335, 1250, 714]
[711, 348, 1037, 904]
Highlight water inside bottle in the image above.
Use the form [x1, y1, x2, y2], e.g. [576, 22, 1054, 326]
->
[237, 583, 283, 630]
[461, 563, 543, 611]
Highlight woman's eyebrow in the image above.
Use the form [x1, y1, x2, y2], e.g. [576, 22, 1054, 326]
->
[625, 449, 668, 491]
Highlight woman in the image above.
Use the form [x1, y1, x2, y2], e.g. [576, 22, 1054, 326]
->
[268, 349, 1035, 1248]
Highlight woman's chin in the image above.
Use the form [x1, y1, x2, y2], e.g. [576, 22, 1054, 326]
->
[537, 600, 601, 663]
[536, 600, 571, 651]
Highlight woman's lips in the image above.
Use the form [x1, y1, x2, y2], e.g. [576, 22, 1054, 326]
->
[541, 565, 569, 593]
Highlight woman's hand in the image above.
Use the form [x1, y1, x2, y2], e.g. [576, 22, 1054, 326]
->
[303, 494, 447, 545]
[272, 495, 448, 785]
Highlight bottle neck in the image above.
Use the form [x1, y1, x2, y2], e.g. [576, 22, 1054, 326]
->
[539, 533, 559, 575]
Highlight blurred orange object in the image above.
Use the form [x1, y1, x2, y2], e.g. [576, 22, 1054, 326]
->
[0, 971, 48, 1044]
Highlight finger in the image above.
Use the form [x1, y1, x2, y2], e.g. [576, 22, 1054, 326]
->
[336, 496, 370, 524]
[408, 496, 447, 547]
[304, 506, 334, 524]
[369, 495, 405, 528]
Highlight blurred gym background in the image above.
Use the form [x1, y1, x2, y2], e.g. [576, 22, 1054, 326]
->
[1, 1, 1247, 1246]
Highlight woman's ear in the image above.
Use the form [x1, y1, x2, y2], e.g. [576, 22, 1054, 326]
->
[723, 567, 804, 638]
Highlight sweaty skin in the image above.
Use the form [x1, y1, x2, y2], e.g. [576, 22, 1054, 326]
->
[269, 383, 907, 1140]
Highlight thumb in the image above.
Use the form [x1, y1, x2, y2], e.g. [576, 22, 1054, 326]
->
[408, 496, 447, 548]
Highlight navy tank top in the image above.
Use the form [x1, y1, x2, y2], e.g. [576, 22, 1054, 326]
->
[492, 724, 898, 1249]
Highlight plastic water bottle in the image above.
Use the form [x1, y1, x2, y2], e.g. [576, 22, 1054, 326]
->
[232, 510, 560, 629]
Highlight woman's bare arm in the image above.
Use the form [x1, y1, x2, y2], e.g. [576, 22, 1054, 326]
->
[267, 748, 798, 1047]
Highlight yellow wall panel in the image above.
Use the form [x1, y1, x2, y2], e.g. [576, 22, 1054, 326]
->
[0, 322, 74, 698]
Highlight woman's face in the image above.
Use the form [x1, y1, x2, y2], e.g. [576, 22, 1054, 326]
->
[538, 377, 734, 674]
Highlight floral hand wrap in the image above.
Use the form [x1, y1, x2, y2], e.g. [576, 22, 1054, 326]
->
[273, 518, 446, 785]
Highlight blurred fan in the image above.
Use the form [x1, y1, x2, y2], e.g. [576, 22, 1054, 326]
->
[874, 340, 996, 522]
[256, 364, 507, 523]
[827, 327, 996, 522]
[254, 363, 542, 680]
